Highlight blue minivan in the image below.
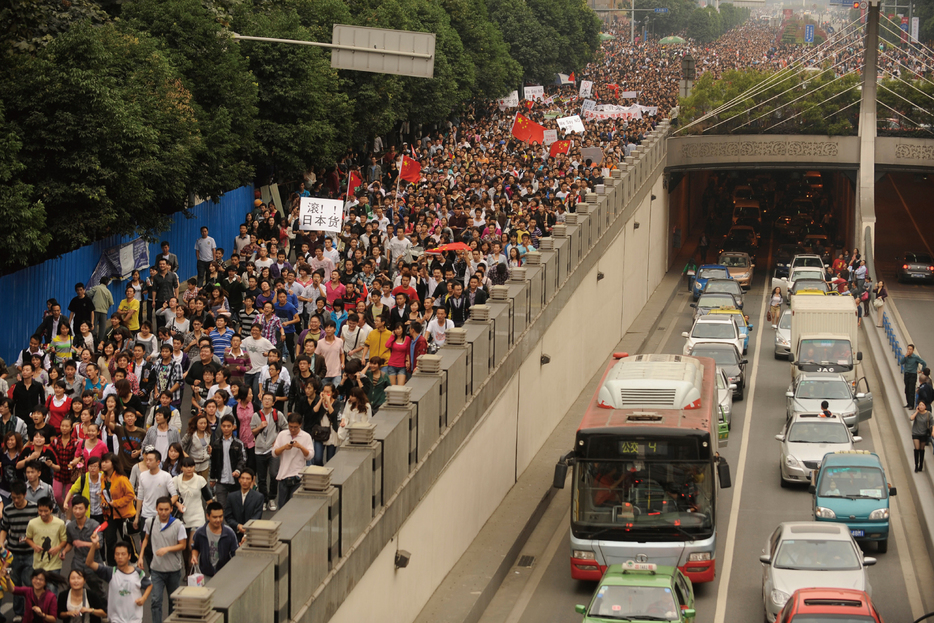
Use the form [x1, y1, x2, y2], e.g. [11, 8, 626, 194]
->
[810, 451, 896, 553]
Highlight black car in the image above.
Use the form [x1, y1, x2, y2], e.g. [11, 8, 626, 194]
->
[702, 278, 745, 309]
[720, 234, 758, 261]
[688, 343, 748, 400]
[774, 244, 806, 279]
[896, 252, 934, 283]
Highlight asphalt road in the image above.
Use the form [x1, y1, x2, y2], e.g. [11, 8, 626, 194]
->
[477, 232, 934, 623]
[874, 172, 934, 362]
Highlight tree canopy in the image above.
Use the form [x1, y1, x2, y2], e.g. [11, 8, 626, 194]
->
[0, 0, 600, 271]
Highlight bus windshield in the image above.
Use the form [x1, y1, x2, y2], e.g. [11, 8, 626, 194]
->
[573, 460, 714, 538]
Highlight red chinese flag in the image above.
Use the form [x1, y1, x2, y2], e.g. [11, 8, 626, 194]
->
[511, 113, 533, 141]
[569, 72, 576, 82]
[550, 140, 571, 157]
[527, 118, 546, 145]
[399, 156, 421, 183]
[348, 170, 363, 193]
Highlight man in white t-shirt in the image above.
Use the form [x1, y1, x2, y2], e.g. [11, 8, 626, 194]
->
[242, 322, 275, 395]
[426, 307, 455, 346]
[341, 313, 371, 362]
[387, 229, 413, 265]
[134, 448, 178, 531]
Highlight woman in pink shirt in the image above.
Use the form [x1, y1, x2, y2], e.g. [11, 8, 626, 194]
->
[235, 384, 257, 469]
[385, 323, 411, 386]
[325, 270, 346, 309]
[316, 320, 345, 386]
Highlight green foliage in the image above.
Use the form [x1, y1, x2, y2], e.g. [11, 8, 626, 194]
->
[123, 0, 258, 198]
[679, 66, 860, 136]
[687, 6, 722, 43]
[2, 21, 200, 262]
[233, 8, 354, 178]
[877, 76, 934, 136]
[0, 0, 108, 55]
[0, 101, 50, 270]
[439, 0, 522, 99]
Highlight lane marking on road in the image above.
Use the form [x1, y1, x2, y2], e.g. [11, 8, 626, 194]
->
[866, 389, 925, 619]
[889, 176, 934, 257]
[712, 234, 772, 623]
[653, 291, 690, 352]
[503, 513, 570, 623]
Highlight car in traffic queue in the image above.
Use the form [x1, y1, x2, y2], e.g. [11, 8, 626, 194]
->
[691, 293, 741, 321]
[776, 588, 885, 623]
[732, 184, 755, 204]
[732, 200, 762, 225]
[895, 252, 934, 283]
[803, 233, 832, 265]
[811, 451, 896, 553]
[702, 278, 745, 309]
[776, 412, 861, 488]
[774, 244, 807, 279]
[688, 342, 746, 402]
[717, 251, 754, 289]
[761, 522, 875, 623]
[786, 372, 873, 434]
[682, 316, 744, 358]
[773, 309, 792, 360]
[789, 283, 829, 298]
[692, 265, 732, 301]
[706, 307, 754, 354]
[575, 561, 697, 623]
[773, 265, 826, 303]
[790, 254, 826, 272]
[715, 368, 735, 431]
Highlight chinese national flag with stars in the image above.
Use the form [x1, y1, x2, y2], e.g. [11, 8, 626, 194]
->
[399, 155, 421, 183]
[511, 113, 546, 144]
[347, 170, 363, 194]
[549, 140, 571, 158]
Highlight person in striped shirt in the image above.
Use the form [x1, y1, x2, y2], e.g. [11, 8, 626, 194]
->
[209, 316, 234, 360]
[0, 481, 40, 620]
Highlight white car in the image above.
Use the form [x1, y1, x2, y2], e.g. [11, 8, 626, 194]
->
[682, 316, 744, 357]
[776, 412, 860, 487]
[773, 309, 792, 359]
[761, 522, 874, 623]
[772, 265, 826, 303]
[717, 368, 736, 430]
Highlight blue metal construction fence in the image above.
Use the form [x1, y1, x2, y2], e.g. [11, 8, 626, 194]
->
[0, 185, 255, 364]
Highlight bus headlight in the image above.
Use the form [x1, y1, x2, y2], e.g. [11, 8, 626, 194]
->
[688, 552, 711, 562]
[815, 506, 836, 519]
[572, 550, 595, 560]
[869, 508, 889, 520]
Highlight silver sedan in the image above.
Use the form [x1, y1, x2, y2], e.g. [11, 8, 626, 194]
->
[776, 413, 860, 487]
[773, 309, 791, 360]
[786, 372, 873, 434]
[761, 522, 874, 622]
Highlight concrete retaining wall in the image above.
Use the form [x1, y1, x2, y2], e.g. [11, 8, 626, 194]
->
[204, 121, 674, 623]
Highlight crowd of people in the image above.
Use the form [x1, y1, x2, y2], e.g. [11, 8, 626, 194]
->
[0, 15, 807, 623]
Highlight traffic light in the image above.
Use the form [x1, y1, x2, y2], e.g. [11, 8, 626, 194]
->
[852, 1, 859, 8]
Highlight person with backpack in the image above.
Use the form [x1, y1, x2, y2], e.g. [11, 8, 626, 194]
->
[250, 392, 287, 511]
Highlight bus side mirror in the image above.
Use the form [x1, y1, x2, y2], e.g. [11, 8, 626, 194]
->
[575, 605, 586, 615]
[889, 486, 897, 496]
[554, 461, 568, 489]
[788, 353, 794, 363]
[857, 351, 863, 361]
[717, 457, 732, 489]
[808, 484, 816, 494]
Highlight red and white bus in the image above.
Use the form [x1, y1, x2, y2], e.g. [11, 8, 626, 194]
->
[554, 353, 732, 583]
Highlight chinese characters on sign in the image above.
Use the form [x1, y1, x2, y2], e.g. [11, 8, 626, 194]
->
[299, 197, 344, 233]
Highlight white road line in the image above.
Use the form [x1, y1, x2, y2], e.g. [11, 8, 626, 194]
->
[889, 177, 934, 258]
[654, 292, 690, 352]
[866, 398, 925, 619]
[712, 235, 772, 623]
[503, 514, 570, 623]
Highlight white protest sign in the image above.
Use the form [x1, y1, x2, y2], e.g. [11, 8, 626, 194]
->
[300, 197, 344, 232]
[581, 99, 597, 112]
[543, 129, 558, 146]
[581, 147, 604, 165]
[524, 85, 545, 101]
[619, 90, 639, 99]
[556, 115, 586, 134]
[579, 80, 593, 98]
[497, 90, 519, 109]
[638, 105, 658, 116]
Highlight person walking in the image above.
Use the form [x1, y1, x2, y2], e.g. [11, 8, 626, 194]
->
[910, 402, 933, 472]
[138, 497, 187, 623]
[873, 279, 888, 327]
[0, 481, 39, 621]
[86, 534, 152, 623]
[900, 344, 927, 409]
[191, 501, 238, 580]
[697, 233, 709, 263]
[194, 227, 217, 288]
[768, 287, 782, 324]
[272, 414, 313, 509]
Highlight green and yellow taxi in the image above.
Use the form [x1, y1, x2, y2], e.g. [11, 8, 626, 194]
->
[575, 561, 697, 622]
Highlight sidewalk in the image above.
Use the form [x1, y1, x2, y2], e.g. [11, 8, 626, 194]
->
[863, 299, 934, 565]
[414, 238, 700, 623]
